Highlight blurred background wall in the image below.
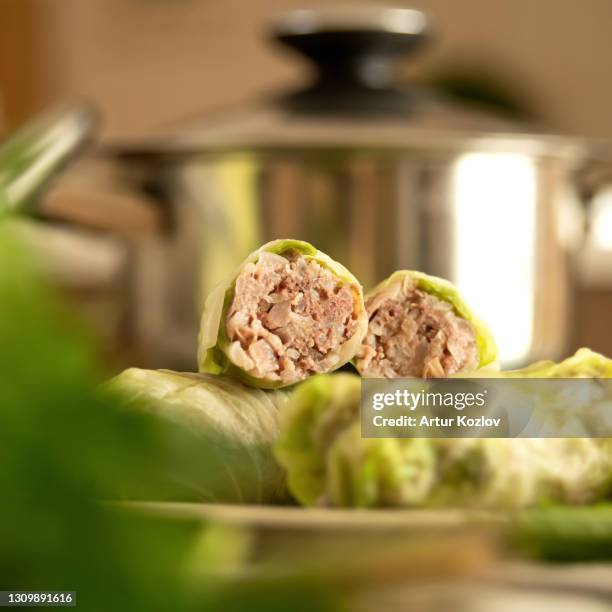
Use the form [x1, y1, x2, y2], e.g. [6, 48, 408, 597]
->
[2, 0, 612, 139]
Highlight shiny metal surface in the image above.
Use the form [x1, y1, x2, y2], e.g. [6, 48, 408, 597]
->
[131, 146, 577, 369]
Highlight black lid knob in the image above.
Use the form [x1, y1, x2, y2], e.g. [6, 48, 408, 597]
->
[271, 7, 428, 91]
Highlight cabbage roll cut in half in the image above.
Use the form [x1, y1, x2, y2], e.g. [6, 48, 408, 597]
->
[199, 240, 368, 389]
[356, 271, 497, 378]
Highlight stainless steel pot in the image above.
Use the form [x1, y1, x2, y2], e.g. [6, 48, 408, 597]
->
[102, 7, 608, 369]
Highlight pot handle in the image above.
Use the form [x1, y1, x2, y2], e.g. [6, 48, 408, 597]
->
[271, 7, 428, 114]
[0, 103, 97, 216]
[574, 147, 612, 286]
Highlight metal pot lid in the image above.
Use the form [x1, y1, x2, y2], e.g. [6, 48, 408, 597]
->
[107, 7, 589, 158]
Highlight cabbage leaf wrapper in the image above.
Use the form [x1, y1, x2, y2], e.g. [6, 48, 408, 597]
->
[355, 270, 497, 379]
[275, 363, 612, 509]
[484, 347, 612, 379]
[198, 239, 368, 389]
[109, 368, 291, 504]
[275, 374, 435, 507]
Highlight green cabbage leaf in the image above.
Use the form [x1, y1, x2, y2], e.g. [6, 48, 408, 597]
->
[109, 368, 291, 503]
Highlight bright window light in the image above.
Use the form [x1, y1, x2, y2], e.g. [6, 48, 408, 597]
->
[592, 187, 612, 251]
[452, 153, 537, 366]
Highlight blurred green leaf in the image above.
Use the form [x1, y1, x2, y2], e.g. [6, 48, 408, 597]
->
[510, 505, 612, 562]
[0, 224, 338, 611]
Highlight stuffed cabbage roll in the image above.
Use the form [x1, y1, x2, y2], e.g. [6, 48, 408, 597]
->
[109, 368, 290, 503]
[198, 239, 368, 389]
[355, 271, 497, 378]
[274, 373, 435, 507]
[276, 363, 612, 509]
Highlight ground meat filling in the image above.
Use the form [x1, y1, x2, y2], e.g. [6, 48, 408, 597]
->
[226, 251, 360, 383]
[356, 277, 478, 378]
